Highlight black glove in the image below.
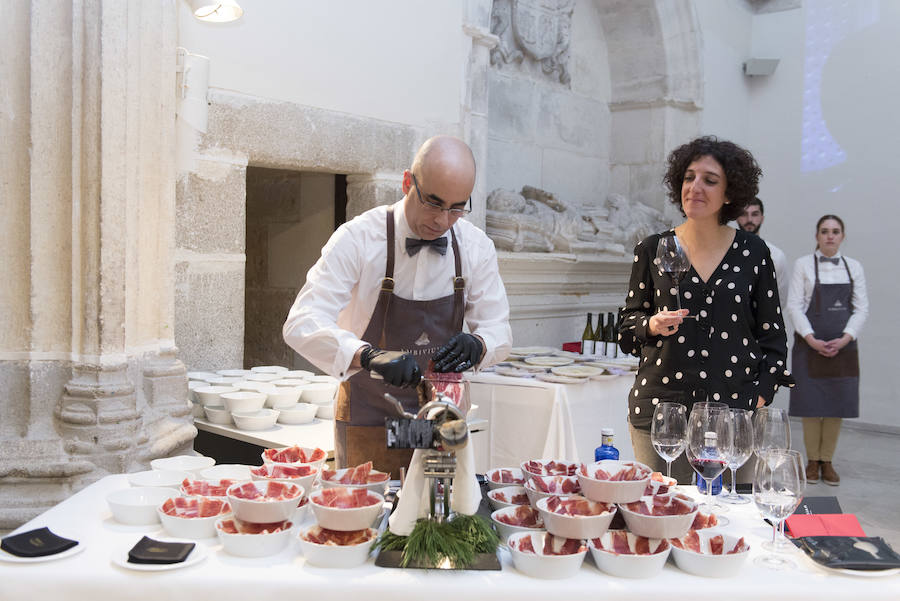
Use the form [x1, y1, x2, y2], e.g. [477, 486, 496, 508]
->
[432, 333, 484, 373]
[359, 346, 421, 388]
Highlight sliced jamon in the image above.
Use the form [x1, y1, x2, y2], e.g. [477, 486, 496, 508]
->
[219, 518, 292, 535]
[527, 475, 580, 495]
[586, 461, 650, 481]
[634, 536, 651, 555]
[263, 445, 326, 464]
[728, 537, 749, 554]
[495, 506, 543, 528]
[303, 526, 375, 546]
[683, 530, 701, 553]
[623, 493, 696, 516]
[228, 481, 301, 502]
[492, 491, 508, 503]
[162, 496, 230, 518]
[542, 535, 586, 556]
[314, 487, 379, 509]
[544, 496, 613, 517]
[180, 478, 235, 497]
[511, 493, 529, 505]
[691, 512, 718, 530]
[425, 368, 466, 408]
[708, 534, 725, 555]
[611, 530, 631, 555]
[516, 536, 536, 554]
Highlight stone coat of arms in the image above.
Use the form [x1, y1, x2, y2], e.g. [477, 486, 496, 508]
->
[490, 0, 574, 85]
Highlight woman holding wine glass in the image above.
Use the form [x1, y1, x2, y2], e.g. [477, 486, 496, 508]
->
[619, 136, 794, 484]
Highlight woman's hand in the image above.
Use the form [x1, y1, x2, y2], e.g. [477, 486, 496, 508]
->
[648, 309, 689, 337]
[756, 396, 766, 409]
[824, 333, 853, 355]
[804, 334, 834, 357]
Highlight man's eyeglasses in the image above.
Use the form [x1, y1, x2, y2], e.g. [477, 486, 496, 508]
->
[410, 173, 471, 216]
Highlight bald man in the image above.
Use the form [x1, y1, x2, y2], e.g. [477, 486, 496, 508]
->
[283, 136, 512, 475]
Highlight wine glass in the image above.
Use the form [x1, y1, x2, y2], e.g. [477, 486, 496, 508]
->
[753, 449, 805, 569]
[686, 404, 732, 521]
[720, 408, 754, 504]
[651, 402, 688, 480]
[766, 449, 806, 553]
[753, 407, 791, 467]
[655, 235, 697, 318]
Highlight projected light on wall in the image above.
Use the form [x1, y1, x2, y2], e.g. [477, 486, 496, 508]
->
[802, 0, 878, 173]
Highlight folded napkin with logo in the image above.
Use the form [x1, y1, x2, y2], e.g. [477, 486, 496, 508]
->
[1, 527, 79, 558]
[127, 536, 195, 564]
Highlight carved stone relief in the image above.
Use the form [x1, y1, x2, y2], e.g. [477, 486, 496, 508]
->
[490, 0, 574, 85]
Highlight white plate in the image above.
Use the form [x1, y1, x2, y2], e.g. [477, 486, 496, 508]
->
[501, 360, 549, 372]
[0, 541, 85, 563]
[523, 356, 574, 367]
[551, 365, 605, 378]
[535, 373, 588, 384]
[495, 367, 535, 378]
[111, 539, 208, 572]
[509, 346, 557, 357]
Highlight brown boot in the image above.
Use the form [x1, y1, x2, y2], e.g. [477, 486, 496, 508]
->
[821, 461, 840, 486]
[805, 460, 821, 484]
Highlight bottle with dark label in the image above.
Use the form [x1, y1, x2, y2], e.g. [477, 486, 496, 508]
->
[606, 311, 618, 358]
[592, 312, 605, 357]
[594, 428, 620, 461]
[581, 312, 594, 355]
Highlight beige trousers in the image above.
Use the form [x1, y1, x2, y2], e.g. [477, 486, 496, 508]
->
[801, 417, 842, 462]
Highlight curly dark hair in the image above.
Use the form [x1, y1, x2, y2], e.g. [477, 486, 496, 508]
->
[663, 136, 762, 225]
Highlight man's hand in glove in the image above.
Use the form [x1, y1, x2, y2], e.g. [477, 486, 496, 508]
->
[359, 346, 421, 388]
[432, 333, 484, 373]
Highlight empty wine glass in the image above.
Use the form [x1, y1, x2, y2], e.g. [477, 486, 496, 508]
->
[753, 407, 791, 467]
[651, 402, 688, 480]
[720, 408, 754, 504]
[686, 404, 732, 522]
[753, 449, 805, 569]
[655, 235, 697, 319]
[765, 449, 806, 553]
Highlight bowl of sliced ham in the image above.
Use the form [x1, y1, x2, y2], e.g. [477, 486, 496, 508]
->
[523, 475, 581, 507]
[486, 486, 529, 511]
[320, 462, 391, 495]
[589, 530, 671, 578]
[226, 481, 304, 524]
[157, 496, 232, 539]
[617, 491, 698, 540]
[520, 459, 579, 480]
[485, 467, 526, 490]
[576, 460, 652, 504]
[507, 531, 588, 579]
[670, 529, 750, 577]
[261, 445, 327, 471]
[179, 478, 238, 498]
[216, 517, 294, 558]
[490, 505, 545, 544]
[298, 526, 377, 568]
[535, 495, 617, 540]
[251, 463, 319, 493]
[309, 488, 385, 531]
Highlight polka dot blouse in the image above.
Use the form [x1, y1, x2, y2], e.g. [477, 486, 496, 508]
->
[619, 229, 794, 431]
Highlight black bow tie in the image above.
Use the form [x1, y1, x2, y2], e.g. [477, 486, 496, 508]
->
[819, 256, 840, 265]
[406, 236, 448, 256]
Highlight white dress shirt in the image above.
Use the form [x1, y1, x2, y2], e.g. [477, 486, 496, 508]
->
[283, 199, 513, 380]
[786, 250, 868, 340]
[765, 239, 789, 305]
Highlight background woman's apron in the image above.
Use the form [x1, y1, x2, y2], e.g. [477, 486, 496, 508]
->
[334, 206, 465, 476]
[789, 256, 859, 418]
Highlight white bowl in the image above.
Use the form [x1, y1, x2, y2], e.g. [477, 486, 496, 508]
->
[301, 382, 338, 404]
[231, 408, 279, 431]
[150, 455, 215, 476]
[617, 493, 699, 539]
[523, 475, 581, 507]
[307, 375, 338, 384]
[216, 517, 294, 557]
[250, 463, 319, 493]
[199, 464, 253, 482]
[188, 380, 206, 402]
[205, 376, 243, 386]
[246, 373, 282, 382]
[194, 385, 239, 407]
[270, 378, 308, 388]
[187, 371, 218, 381]
[250, 365, 289, 374]
[535, 495, 616, 539]
[265, 386, 303, 408]
[234, 381, 277, 394]
[220, 391, 267, 413]
[203, 404, 233, 425]
[106, 487, 179, 525]
[293, 497, 310, 523]
[277, 403, 318, 424]
[507, 531, 588, 579]
[227, 481, 304, 523]
[577, 460, 652, 504]
[283, 370, 314, 379]
[320, 466, 391, 495]
[486, 467, 526, 490]
[490, 505, 545, 543]
[298, 525, 376, 568]
[217, 369, 253, 377]
[261, 445, 327, 470]
[521, 459, 579, 480]
[128, 469, 192, 488]
[157, 497, 232, 539]
[309, 488, 384, 531]
[589, 531, 671, 578]
[486, 486, 530, 511]
[670, 530, 750, 577]
[315, 401, 335, 419]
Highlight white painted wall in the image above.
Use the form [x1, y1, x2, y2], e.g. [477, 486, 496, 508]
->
[696, 0, 900, 429]
[177, 0, 465, 128]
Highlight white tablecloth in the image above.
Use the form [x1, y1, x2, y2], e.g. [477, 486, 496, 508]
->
[467, 372, 635, 469]
[2, 474, 897, 600]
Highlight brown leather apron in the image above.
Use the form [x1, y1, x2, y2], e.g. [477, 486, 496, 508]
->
[334, 206, 465, 477]
[789, 256, 859, 418]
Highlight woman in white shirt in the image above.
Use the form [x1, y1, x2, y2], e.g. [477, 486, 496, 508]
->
[787, 215, 868, 487]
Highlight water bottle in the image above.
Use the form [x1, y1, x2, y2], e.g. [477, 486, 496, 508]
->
[694, 431, 723, 494]
[594, 428, 620, 461]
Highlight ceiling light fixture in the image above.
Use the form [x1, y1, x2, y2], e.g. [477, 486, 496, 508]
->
[188, 0, 243, 23]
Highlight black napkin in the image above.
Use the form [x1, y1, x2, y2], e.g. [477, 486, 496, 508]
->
[792, 536, 900, 571]
[793, 496, 843, 516]
[1, 527, 79, 558]
[127, 536, 195, 565]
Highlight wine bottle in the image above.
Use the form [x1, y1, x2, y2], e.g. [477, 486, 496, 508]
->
[606, 311, 617, 358]
[581, 313, 594, 355]
[592, 313, 604, 357]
